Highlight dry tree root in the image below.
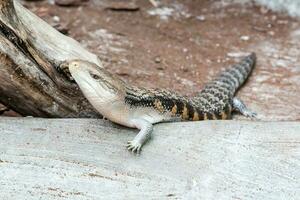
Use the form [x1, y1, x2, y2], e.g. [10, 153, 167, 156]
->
[0, 0, 102, 117]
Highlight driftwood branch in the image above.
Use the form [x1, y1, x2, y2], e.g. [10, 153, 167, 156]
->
[0, 118, 299, 199]
[0, 0, 102, 117]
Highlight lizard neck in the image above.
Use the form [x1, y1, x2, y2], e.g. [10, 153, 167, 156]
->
[68, 60, 126, 112]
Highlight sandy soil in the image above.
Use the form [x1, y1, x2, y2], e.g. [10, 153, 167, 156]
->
[2, 0, 300, 121]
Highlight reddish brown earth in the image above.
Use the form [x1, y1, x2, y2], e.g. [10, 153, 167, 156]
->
[2, 0, 300, 121]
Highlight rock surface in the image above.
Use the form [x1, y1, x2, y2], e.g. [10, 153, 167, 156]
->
[0, 117, 299, 199]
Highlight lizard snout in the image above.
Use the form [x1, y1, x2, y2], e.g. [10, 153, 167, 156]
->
[68, 61, 81, 71]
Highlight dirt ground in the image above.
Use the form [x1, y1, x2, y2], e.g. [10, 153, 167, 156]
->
[2, 0, 300, 121]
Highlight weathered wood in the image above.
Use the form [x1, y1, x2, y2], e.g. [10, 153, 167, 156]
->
[0, 103, 8, 114]
[0, 117, 299, 199]
[0, 0, 102, 117]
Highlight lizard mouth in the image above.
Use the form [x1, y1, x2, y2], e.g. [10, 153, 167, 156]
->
[71, 70, 97, 90]
[68, 61, 81, 70]
[67, 60, 122, 105]
[70, 69, 118, 103]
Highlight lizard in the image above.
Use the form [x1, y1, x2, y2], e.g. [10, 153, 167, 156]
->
[65, 53, 257, 154]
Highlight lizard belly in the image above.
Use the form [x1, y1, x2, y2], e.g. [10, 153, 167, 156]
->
[88, 98, 132, 127]
[128, 107, 173, 125]
[71, 72, 172, 127]
[89, 98, 169, 128]
[80, 88, 169, 128]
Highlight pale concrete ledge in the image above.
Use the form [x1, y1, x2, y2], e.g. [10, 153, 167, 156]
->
[0, 117, 299, 199]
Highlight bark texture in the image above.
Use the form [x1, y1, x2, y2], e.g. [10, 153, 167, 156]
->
[0, 0, 102, 117]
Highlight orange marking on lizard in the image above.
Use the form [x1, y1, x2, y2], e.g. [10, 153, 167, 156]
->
[154, 99, 164, 113]
[182, 105, 189, 120]
[193, 111, 199, 121]
[171, 104, 177, 115]
[221, 111, 227, 119]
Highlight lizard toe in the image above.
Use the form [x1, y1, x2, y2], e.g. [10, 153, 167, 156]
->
[245, 111, 257, 119]
[126, 140, 142, 154]
[126, 142, 134, 150]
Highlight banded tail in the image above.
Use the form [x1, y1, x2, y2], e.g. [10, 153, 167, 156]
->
[125, 53, 256, 121]
[191, 52, 256, 119]
[213, 52, 256, 95]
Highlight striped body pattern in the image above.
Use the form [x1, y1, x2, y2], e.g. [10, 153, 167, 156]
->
[125, 53, 256, 121]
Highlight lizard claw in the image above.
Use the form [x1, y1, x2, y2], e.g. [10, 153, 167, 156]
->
[126, 141, 142, 154]
[244, 111, 257, 119]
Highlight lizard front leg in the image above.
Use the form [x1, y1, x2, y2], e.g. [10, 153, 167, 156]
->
[233, 97, 257, 119]
[126, 119, 153, 154]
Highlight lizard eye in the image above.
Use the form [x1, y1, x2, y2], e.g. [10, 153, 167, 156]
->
[91, 73, 100, 80]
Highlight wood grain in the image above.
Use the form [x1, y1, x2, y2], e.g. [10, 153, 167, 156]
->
[0, 118, 299, 199]
[0, 0, 101, 117]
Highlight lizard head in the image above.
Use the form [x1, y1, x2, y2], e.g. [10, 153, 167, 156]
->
[67, 60, 125, 103]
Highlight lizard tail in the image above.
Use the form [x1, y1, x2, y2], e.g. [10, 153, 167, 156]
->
[216, 52, 256, 95]
[190, 53, 256, 120]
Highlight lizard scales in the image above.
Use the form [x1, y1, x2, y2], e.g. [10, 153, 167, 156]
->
[125, 53, 256, 121]
[67, 53, 256, 153]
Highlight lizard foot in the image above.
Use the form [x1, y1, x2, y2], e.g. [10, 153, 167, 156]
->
[242, 110, 257, 119]
[126, 140, 142, 154]
[233, 97, 257, 120]
[126, 119, 153, 154]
